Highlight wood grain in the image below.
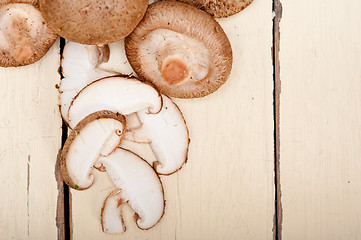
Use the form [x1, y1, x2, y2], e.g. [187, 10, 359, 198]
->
[280, 0, 361, 239]
[70, 0, 275, 239]
[0, 41, 63, 239]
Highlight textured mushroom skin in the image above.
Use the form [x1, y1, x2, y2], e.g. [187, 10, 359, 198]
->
[39, 0, 148, 44]
[0, 2, 57, 67]
[125, 1, 233, 98]
[177, 0, 254, 18]
[60, 110, 126, 190]
[1, 0, 39, 6]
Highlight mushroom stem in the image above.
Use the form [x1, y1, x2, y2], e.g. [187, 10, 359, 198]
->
[13, 44, 33, 61]
[161, 56, 190, 85]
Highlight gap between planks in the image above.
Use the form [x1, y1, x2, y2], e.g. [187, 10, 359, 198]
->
[55, 38, 71, 240]
[272, 0, 283, 240]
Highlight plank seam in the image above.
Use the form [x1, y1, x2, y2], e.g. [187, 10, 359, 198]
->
[272, 0, 283, 239]
[55, 38, 70, 240]
[60, 37, 71, 240]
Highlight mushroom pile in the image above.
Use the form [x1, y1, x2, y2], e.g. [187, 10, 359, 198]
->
[59, 41, 189, 232]
[1, 0, 254, 234]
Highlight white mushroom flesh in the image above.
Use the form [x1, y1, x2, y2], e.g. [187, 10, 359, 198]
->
[99, 148, 164, 231]
[97, 40, 134, 75]
[125, 95, 189, 174]
[137, 29, 210, 86]
[68, 76, 162, 129]
[66, 118, 125, 189]
[101, 190, 126, 233]
[60, 42, 114, 123]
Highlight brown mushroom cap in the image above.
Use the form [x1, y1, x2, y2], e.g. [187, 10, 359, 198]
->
[125, 1, 232, 98]
[1, 0, 39, 5]
[177, 0, 254, 18]
[39, 0, 148, 45]
[0, 2, 57, 67]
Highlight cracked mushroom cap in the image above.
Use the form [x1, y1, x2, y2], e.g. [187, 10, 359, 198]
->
[67, 75, 162, 129]
[100, 148, 165, 232]
[39, 0, 148, 45]
[177, 0, 254, 18]
[60, 111, 126, 190]
[125, 1, 232, 98]
[125, 95, 189, 175]
[0, 1, 57, 67]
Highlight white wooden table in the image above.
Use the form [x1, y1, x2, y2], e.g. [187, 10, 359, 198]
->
[1, 0, 360, 239]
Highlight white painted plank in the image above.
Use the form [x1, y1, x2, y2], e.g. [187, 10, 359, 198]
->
[280, 0, 361, 239]
[0, 41, 62, 239]
[71, 0, 274, 239]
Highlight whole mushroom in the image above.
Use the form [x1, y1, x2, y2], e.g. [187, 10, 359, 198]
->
[125, 1, 233, 98]
[177, 0, 254, 18]
[39, 0, 148, 44]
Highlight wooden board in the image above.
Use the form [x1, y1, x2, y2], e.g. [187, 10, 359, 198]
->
[0, 42, 63, 239]
[279, 0, 361, 239]
[70, 0, 275, 239]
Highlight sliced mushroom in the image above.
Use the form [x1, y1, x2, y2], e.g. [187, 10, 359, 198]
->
[99, 148, 164, 232]
[67, 76, 162, 129]
[60, 111, 126, 190]
[97, 40, 134, 76]
[125, 1, 232, 98]
[0, 2, 57, 67]
[101, 190, 126, 233]
[39, 0, 148, 45]
[125, 95, 189, 175]
[177, 0, 254, 18]
[59, 42, 114, 123]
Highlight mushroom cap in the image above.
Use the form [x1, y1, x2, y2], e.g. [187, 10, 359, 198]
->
[125, 1, 232, 98]
[39, 0, 148, 45]
[125, 95, 190, 175]
[1, 0, 38, 4]
[0, 2, 57, 67]
[60, 110, 126, 190]
[100, 148, 165, 232]
[177, 0, 254, 18]
[67, 75, 162, 129]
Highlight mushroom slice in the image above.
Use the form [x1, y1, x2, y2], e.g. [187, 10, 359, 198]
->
[0, 2, 57, 67]
[96, 40, 134, 76]
[60, 111, 126, 190]
[177, 0, 254, 18]
[67, 76, 162, 129]
[99, 148, 164, 232]
[125, 95, 189, 175]
[59, 42, 114, 123]
[125, 1, 232, 98]
[39, 0, 148, 45]
[101, 190, 126, 233]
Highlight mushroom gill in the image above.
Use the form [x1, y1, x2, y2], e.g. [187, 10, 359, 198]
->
[0, 2, 56, 67]
[125, 1, 232, 98]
